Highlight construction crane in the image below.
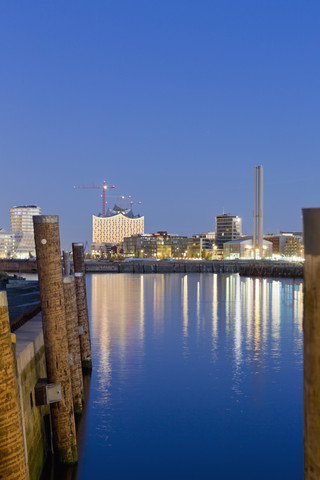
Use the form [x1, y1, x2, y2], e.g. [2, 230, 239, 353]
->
[74, 180, 115, 216]
[105, 195, 131, 210]
[129, 200, 142, 218]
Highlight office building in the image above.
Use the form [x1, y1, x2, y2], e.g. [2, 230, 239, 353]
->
[187, 233, 215, 258]
[123, 232, 187, 258]
[215, 214, 241, 250]
[10, 205, 41, 258]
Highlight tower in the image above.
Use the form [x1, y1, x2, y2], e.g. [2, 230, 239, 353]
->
[253, 166, 263, 258]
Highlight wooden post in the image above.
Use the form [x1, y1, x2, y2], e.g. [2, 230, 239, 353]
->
[0, 291, 28, 480]
[303, 208, 320, 479]
[63, 250, 71, 275]
[63, 276, 84, 415]
[33, 215, 77, 464]
[72, 243, 92, 371]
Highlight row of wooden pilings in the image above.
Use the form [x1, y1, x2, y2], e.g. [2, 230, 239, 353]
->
[0, 215, 92, 479]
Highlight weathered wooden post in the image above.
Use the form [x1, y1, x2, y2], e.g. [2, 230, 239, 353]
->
[303, 208, 320, 479]
[63, 275, 84, 415]
[0, 291, 28, 480]
[33, 216, 77, 464]
[72, 243, 92, 371]
[63, 250, 71, 275]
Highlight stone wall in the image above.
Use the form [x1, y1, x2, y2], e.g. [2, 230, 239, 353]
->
[15, 315, 50, 480]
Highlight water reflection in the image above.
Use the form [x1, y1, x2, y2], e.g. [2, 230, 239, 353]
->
[76, 273, 304, 480]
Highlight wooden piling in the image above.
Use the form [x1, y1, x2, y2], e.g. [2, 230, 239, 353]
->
[33, 215, 77, 464]
[63, 276, 84, 415]
[63, 250, 71, 275]
[0, 291, 28, 480]
[303, 208, 320, 479]
[72, 243, 92, 371]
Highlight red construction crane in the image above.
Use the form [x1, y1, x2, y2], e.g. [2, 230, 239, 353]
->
[74, 180, 115, 216]
[129, 200, 142, 218]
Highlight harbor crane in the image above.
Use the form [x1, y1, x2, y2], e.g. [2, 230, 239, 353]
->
[74, 180, 115, 216]
[105, 195, 132, 210]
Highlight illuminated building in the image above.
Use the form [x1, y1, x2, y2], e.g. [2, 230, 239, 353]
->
[264, 232, 303, 257]
[92, 205, 144, 245]
[215, 214, 242, 250]
[123, 232, 187, 258]
[187, 234, 215, 258]
[224, 237, 272, 259]
[0, 229, 15, 258]
[10, 205, 41, 258]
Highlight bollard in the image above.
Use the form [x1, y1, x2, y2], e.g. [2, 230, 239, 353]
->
[0, 291, 28, 480]
[63, 276, 84, 415]
[72, 242, 85, 274]
[72, 243, 92, 371]
[303, 208, 320, 479]
[63, 250, 71, 276]
[33, 216, 77, 464]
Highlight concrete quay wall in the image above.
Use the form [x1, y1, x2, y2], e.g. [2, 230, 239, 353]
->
[0, 258, 304, 278]
[15, 314, 50, 480]
[0, 259, 38, 273]
[85, 260, 304, 278]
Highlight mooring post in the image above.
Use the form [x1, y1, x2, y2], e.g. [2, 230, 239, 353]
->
[33, 216, 77, 464]
[63, 275, 84, 414]
[63, 250, 71, 275]
[303, 208, 320, 479]
[72, 243, 92, 371]
[0, 291, 28, 480]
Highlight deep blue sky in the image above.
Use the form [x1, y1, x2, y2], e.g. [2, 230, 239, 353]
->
[1, 1, 319, 249]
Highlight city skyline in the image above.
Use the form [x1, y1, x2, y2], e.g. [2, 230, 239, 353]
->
[1, 2, 319, 249]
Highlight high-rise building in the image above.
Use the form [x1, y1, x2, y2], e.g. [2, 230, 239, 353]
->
[215, 214, 241, 250]
[10, 205, 41, 258]
[92, 205, 144, 245]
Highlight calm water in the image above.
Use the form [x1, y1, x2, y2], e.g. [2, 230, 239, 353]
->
[62, 273, 304, 479]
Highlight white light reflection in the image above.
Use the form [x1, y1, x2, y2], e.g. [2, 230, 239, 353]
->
[271, 280, 281, 361]
[197, 280, 200, 334]
[211, 274, 218, 354]
[254, 278, 261, 363]
[182, 275, 188, 338]
[139, 275, 144, 341]
[232, 274, 243, 395]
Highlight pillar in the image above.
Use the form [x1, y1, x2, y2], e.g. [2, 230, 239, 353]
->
[63, 276, 84, 415]
[33, 215, 77, 464]
[72, 243, 92, 371]
[63, 250, 71, 276]
[303, 208, 320, 479]
[0, 291, 28, 480]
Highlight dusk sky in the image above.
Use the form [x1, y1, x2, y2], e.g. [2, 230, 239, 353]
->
[1, 1, 319, 250]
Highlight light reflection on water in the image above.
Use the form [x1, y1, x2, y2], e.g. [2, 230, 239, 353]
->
[74, 273, 303, 480]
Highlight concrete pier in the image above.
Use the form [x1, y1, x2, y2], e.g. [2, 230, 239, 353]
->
[63, 276, 84, 415]
[33, 216, 77, 464]
[303, 208, 320, 479]
[0, 291, 28, 480]
[72, 243, 92, 371]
